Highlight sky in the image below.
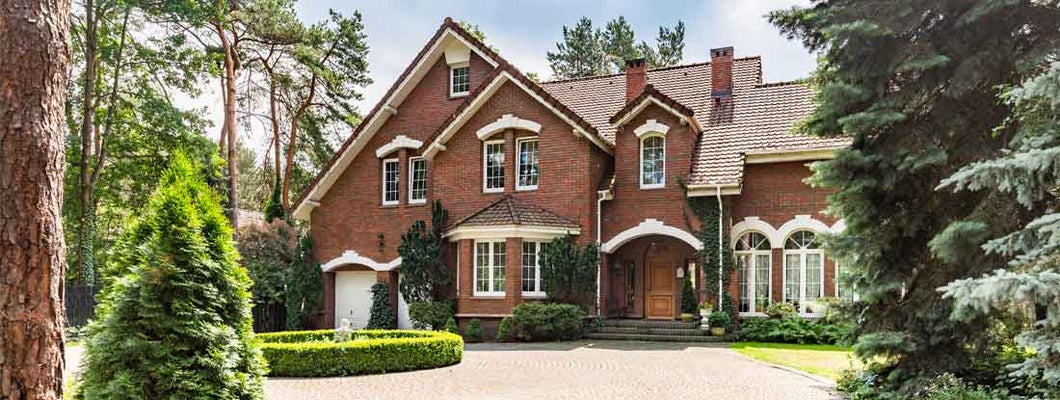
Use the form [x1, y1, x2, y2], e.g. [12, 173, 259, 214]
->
[202, 0, 817, 157]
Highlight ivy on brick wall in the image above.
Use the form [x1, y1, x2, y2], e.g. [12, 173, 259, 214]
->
[686, 196, 736, 320]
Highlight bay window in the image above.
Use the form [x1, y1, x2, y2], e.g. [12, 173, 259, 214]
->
[521, 241, 545, 296]
[474, 240, 506, 296]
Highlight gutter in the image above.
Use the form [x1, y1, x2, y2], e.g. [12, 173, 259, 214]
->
[716, 185, 724, 306]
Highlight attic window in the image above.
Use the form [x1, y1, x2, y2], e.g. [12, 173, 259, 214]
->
[450, 64, 470, 97]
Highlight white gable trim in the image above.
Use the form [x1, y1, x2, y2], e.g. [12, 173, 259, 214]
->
[776, 215, 832, 244]
[321, 250, 401, 272]
[375, 135, 424, 158]
[600, 219, 702, 253]
[292, 28, 498, 221]
[686, 184, 742, 197]
[613, 96, 702, 133]
[423, 71, 613, 160]
[731, 217, 781, 249]
[445, 225, 580, 242]
[744, 147, 840, 164]
[633, 119, 670, 138]
[476, 114, 542, 140]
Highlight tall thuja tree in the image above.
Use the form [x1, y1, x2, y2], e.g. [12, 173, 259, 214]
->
[939, 60, 1060, 395]
[540, 234, 599, 306]
[770, 0, 1060, 394]
[77, 154, 265, 399]
[398, 201, 452, 303]
[286, 236, 323, 331]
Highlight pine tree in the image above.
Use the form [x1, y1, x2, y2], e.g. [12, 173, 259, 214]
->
[366, 283, 396, 329]
[602, 16, 639, 72]
[938, 60, 1060, 396]
[769, 0, 1060, 395]
[77, 154, 265, 399]
[547, 17, 608, 79]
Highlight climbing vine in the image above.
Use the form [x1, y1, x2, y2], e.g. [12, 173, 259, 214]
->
[686, 195, 736, 322]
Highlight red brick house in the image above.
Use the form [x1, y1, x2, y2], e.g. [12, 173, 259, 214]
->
[291, 19, 849, 331]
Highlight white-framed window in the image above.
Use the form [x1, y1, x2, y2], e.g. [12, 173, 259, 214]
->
[640, 135, 665, 188]
[783, 230, 824, 314]
[474, 240, 506, 296]
[516, 137, 539, 190]
[382, 158, 399, 205]
[483, 140, 505, 193]
[408, 157, 427, 204]
[736, 231, 772, 314]
[450, 65, 470, 97]
[522, 241, 546, 296]
[836, 261, 857, 302]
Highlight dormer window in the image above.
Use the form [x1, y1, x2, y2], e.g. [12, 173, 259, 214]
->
[382, 158, 399, 205]
[640, 135, 665, 189]
[450, 64, 470, 97]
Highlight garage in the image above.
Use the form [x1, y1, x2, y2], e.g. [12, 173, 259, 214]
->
[334, 271, 376, 329]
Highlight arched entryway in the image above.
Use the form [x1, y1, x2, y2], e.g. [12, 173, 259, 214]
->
[603, 235, 699, 320]
[321, 250, 409, 329]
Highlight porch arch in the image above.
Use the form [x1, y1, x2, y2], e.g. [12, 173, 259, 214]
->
[601, 219, 702, 253]
[321, 250, 401, 272]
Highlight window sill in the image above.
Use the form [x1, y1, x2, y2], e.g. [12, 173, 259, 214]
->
[407, 200, 428, 207]
[482, 188, 505, 194]
[515, 186, 538, 192]
[380, 203, 400, 208]
[471, 294, 506, 299]
[639, 184, 665, 190]
[521, 293, 547, 299]
[449, 92, 469, 99]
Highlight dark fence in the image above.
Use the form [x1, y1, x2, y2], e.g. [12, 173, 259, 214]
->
[65, 285, 100, 328]
[252, 302, 287, 333]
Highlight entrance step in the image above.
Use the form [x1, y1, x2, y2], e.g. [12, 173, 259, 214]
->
[596, 326, 709, 336]
[598, 319, 700, 330]
[586, 332, 726, 343]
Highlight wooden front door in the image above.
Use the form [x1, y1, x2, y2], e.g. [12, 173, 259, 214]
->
[646, 261, 675, 319]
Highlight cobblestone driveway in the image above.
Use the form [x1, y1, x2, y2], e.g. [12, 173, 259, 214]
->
[265, 341, 838, 400]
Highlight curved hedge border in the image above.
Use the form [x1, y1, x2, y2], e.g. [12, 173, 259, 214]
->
[257, 329, 463, 377]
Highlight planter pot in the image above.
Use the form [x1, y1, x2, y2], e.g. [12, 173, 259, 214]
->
[710, 327, 726, 337]
[680, 313, 694, 323]
[700, 308, 713, 318]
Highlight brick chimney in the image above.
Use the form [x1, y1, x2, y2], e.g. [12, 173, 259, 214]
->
[710, 46, 734, 99]
[625, 58, 647, 102]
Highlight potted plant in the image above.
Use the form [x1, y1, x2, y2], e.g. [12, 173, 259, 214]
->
[680, 312, 695, 322]
[699, 300, 714, 317]
[707, 311, 730, 337]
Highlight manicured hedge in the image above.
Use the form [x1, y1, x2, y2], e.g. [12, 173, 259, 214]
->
[736, 317, 852, 345]
[257, 329, 463, 377]
[511, 302, 587, 341]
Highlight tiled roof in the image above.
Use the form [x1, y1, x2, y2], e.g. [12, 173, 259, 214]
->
[450, 195, 580, 229]
[541, 59, 848, 186]
[609, 84, 694, 125]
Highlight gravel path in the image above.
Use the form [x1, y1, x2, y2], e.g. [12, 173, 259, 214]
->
[265, 340, 838, 400]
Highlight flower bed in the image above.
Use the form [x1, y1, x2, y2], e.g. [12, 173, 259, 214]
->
[257, 329, 463, 377]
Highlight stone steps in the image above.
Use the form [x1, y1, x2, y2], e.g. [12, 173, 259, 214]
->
[596, 326, 710, 336]
[586, 332, 727, 343]
[598, 319, 700, 330]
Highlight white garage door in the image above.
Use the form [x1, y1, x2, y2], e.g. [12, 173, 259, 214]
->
[334, 271, 375, 329]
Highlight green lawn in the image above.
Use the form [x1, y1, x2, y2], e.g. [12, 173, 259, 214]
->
[730, 342, 860, 381]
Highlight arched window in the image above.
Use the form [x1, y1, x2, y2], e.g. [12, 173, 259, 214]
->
[735, 232, 771, 314]
[640, 135, 665, 189]
[783, 230, 824, 314]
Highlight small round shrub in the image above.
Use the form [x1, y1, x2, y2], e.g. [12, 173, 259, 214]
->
[497, 317, 515, 342]
[408, 300, 454, 330]
[511, 302, 587, 341]
[258, 329, 463, 377]
[444, 317, 460, 334]
[765, 302, 798, 319]
[465, 319, 483, 343]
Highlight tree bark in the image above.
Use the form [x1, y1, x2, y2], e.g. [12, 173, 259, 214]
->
[77, 0, 98, 284]
[0, 0, 71, 398]
[282, 82, 316, 212]
[216, 22, 239, 228]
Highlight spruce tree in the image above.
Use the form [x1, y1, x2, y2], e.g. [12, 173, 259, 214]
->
[366, 283, 396, 329]
[77, 154, 265, 399]
[769, 0, 1060, 395]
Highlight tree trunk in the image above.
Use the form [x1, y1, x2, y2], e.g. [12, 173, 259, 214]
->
[217, 23, 239, 228]
[77, 0, 98, 285]
[0, 0, 71, 398]
[283, 82, 316, 212]
[269, 76, 281, 183]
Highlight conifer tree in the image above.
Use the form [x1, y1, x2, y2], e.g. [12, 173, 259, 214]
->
[77, 154, 265, 399]
[547, 17, 608, 79]
[366, 283, 396, 329]
[769, 0, 1060, 395]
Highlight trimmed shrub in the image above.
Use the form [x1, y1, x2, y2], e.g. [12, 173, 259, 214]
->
[367, 283, 396, 329]
[511, 302, 587, 341]
[444, 317, 460, 334]
[76, 154, 265, 399]
[497, 317, 515, 342]
[708, 311, 732, 329]
[736, 316, 852, 345]
[465, 319, 483, 343]
[765, 302, 799, 319]
[258, 329, 463, 377]
[681, 276, 698, 314]
[408, 300, 453, 330]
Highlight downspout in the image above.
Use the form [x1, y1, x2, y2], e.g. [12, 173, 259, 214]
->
[716, 185, 724, 306]
[596, 188, 613, 317]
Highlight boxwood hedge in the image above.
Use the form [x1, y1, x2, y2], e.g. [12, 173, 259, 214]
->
[257, 329, 463, 377]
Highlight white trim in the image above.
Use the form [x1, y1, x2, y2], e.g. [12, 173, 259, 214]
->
[639, 134, 666, 189]
[521, 241, 547, 297]
[515, 137, 539, 191]
[443, 41, 470, 66]
[375, 135, 423, 158]
[633, 119, 670, 138]
[744, 147, 840, 164]
[381, 158, 400, 206]
[291, 28, 498, 220]
[735, 247, 772, 316]
[321, 250, 401, 272]
[449, 64, 470, 97]
[408, 157, 427, 205]
[422, 71, 612, 160]
[731, 217, 781, 249]
[473, 240, 507, 297]
[612, 96, 702, 133]
[600, 219, 701, 253]
[446, 225, 579, 242]
[830, 219, 846, 233]
[483, 139, 505, 193]
[477, 114, 542, 140]
[776, 215, 831, 245]
[686, 184, 742, 197]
